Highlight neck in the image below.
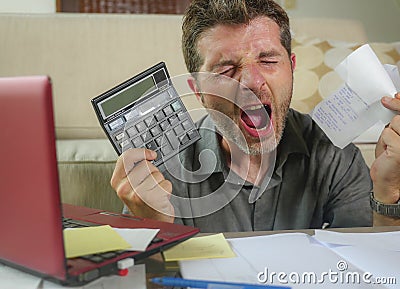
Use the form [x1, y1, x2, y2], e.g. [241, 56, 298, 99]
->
[220, 137, 273, 186]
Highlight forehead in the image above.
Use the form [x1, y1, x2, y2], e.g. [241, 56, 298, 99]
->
[197, 17, 283, 66]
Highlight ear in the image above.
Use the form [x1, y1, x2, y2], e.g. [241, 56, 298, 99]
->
[187, 76, 204, 104]
[290, 53, 296, 71]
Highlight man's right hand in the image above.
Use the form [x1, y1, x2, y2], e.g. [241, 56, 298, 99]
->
[110, 148, 175, 223]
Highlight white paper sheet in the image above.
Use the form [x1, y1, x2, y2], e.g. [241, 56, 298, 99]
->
[180, 233, 374, 288]
[311, 44, 399, 148]
[112, 228, 159, 251]
[314, 230, 400, 251]
[352, 122, 385, 143]
[329, 247, 400, 289]
[0, 264, 42, 289]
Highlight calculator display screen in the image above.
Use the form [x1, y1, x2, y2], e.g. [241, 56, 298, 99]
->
[100, 76, 156, 118]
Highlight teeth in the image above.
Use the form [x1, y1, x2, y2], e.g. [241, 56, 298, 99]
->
[246, 105, 264, 111]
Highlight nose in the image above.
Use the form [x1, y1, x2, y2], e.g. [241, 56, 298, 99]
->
[239, 64, 265, 95]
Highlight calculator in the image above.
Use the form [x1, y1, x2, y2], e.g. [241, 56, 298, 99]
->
[91, 62, 201, 166]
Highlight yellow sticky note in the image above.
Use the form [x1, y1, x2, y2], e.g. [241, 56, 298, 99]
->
[163, 233, 236, 261]
[64, 225, 131, 258]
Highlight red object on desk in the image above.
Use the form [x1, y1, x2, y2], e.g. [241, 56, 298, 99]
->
[118, 269, 129, 276]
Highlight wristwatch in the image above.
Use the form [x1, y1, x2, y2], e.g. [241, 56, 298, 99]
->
[370, 192, 400, 218]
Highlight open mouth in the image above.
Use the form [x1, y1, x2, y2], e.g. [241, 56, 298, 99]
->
[240, 104, 273, 137]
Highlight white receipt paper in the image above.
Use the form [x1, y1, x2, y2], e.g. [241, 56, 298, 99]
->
[311, 44, 400, 148]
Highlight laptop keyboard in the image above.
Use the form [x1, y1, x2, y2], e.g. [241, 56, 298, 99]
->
[80, 250, 126, 263]
[62, 217, 96, 228]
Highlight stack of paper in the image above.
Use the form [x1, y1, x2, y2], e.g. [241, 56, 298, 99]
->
[179, 231, 400, 289]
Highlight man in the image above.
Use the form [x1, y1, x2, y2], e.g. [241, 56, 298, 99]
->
[111, 0, 400, 232]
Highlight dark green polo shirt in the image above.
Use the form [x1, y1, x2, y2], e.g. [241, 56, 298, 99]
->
[161, 109, 372, 232]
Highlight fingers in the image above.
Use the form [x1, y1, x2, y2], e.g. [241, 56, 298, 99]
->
[380, 115, 400, 151]
[135, 171, 169, 195]
[381, 92, 400, 112]
[388, 114, 400, 135]
[376, 97, 400, 157]
[127, 159, 159, 188]
[111, 148, 156, 189]
[110, 147, 174, 220]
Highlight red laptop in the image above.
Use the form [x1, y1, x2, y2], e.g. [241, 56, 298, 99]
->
[0, 76, 199, 286]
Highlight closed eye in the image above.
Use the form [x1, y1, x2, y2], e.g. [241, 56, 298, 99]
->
[260, 60, 278, 65]
[219, 67, 236, 76]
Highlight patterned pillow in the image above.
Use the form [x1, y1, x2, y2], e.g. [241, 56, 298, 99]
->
[290, 38, 400, 114]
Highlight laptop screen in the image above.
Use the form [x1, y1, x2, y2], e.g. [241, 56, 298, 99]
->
[0, 76, 67, 280]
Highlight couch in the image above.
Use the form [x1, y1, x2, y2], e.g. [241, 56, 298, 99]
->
[1, 13, 398, 213]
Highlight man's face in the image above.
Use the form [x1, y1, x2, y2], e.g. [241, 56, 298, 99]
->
[192, 16, 296, 154]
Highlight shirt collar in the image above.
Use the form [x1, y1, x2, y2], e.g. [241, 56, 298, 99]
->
[259, 109, 310, 197]
[276, 109, 310, 162]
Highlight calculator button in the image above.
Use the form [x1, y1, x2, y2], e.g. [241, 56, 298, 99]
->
[161, 144, 173, 155]
[188, 130, 199, 140]
[120, 139, 130, 148]
[135, 121, 146, 132]
[141, 131, 152, 143]
[155, 110, 166, 121]
[179, 134, 190, 145]
[174, 124, 184, 136]
[177, 111, 187, 120]
[171, 101, 182, 112]
[144, 116, 155, 127]
[160, 120, 170, 131]
[109, 118, 124, 131]
[132, 137, 143, 148]
[115, 132, 125, 141]
[166, 130, 179, 150]
[155, 136, 163, 147]
[150, 125, 162, 137]
[163, 105, 173, 116]
[169, 115, 179, 126]
[182, 119, 192, 130]
[126, 126, 137, 137]
[146, 140, 158, 151]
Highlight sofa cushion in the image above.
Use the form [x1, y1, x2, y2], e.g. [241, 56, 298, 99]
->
[56, 139, 122, 212]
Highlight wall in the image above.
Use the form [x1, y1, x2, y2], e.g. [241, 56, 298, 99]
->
[0, 0, 398, 41]
[284, 0, 400, 42]
[0, 0, 55, 13]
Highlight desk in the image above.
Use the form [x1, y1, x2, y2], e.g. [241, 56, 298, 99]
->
[1, 226, 398, 288]
[141, 226, 400, 289]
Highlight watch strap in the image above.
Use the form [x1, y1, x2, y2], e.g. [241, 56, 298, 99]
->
[370, 192, 400, 218]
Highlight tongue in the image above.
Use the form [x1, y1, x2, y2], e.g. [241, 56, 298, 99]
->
[242, 108, 268, 129]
